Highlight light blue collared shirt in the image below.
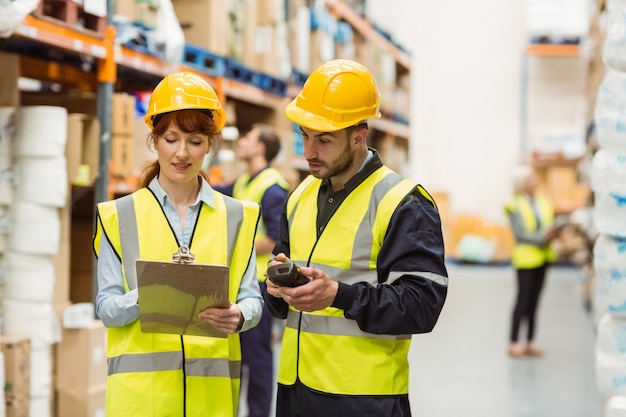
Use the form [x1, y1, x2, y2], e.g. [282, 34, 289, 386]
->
[95, 177, 263, 332]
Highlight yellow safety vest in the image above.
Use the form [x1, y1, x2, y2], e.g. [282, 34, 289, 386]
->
[93, 188, 259, 417]
[233, 167, 288, 281]
[505, 194, 556, 269]
[279, 166, 419, 396]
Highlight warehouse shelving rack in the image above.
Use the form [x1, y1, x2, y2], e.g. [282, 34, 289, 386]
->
[326, 0, 411, 71]
[526, 43, 580, 57]
[520, 38, 590, 215]
[2, 0, 413, 202]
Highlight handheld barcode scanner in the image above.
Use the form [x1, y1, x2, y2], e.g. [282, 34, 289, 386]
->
[266, 262, 310, 287]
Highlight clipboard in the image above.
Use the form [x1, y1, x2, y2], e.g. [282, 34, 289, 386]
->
[136, 246, 230, 338]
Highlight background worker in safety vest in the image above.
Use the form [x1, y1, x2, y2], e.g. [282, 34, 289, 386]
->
[213, 123, 289, 417]
[505, 164, 561, 358]
[93, 72, 263, 417]
[263, 59, 449, 417]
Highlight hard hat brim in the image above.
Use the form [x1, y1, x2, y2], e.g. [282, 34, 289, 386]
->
[143, 108, 226, 131]
[285, 99, 380, 132]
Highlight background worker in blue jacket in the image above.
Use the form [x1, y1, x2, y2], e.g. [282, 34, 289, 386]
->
[263, 59, 448, 417]
[214, 123, 289, 417]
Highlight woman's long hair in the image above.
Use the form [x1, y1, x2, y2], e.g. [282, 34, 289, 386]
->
[138, 109, 221, 188]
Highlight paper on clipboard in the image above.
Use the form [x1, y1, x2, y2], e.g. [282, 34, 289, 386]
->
[136, 257, 230, 338]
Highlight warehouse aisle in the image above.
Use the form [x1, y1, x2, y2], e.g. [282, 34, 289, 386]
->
[409, 263, 603, 417]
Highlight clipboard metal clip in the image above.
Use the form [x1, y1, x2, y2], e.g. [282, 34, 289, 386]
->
[171, 246, 196, 264]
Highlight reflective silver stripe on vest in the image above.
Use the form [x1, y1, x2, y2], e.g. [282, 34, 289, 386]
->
[389, 270, 449, 287]
[186, 357, 241, 378]
[305, 263, 448, 288]
[222, 197, 244, 265]
[350, 172, 405, 271]
[286, 199, 300, 226]
[304, 262, 377, 286]
[286, 310, 411, 341]
[108, 352, 240, 377]
[115, 194, 139, 290]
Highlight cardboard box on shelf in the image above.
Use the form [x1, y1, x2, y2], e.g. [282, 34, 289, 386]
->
[543, 165, 577, 198]
[57, 385, 105, 417]
[62, 303, 96, 329]
[288, 5, 311, 74]
[112, 93, 136, 136]
[256, 0, 281, 24]
[133, 118, 155, 175]
[1, 335, 31, 412]
[56, 320, 107, 393]
[0, 51, 19, 107]
[335, 41, 355, 61]
[253, 25, 283, 76]
[309, 30, 335, 73]
[114, 0, 137, 20]
[52, 196, 71, 308]
[66, 113, 101, 185]
[111, 134, 135, 177]
[353, 32, 381, 82]
[172, 0, 229, 56]
[5, 393, 29, 417]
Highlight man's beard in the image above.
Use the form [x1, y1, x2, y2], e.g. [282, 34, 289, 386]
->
[310, 142, 354, 180]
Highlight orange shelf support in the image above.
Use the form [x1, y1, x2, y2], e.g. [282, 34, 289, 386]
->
[16, 14, 108, 58]
[20, 55, 97, 89]
[526, 44, 580, 57]
[98, 25, 117, 83]
[210, 76, 226, 105]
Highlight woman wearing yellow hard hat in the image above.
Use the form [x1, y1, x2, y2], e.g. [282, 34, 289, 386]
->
[93, 71, 262, 417]
[265, 59, 448, 417]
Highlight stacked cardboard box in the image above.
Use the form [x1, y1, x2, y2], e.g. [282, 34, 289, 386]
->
[288, 0, 311, 75]
[241, 0, 288, 77]
[171, 0, 229, 56]
[110, 93, 136, 178]
[2, 336, 31, 417]
[66, 114, 101, 186]
[309, 9, 337, 72]
[0, 52, 19, 107]
[55, 320, 107, 417]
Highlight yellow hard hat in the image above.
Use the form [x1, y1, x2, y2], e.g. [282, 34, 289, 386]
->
[144, 72, 226, 131]
[285, 59, 381, 132]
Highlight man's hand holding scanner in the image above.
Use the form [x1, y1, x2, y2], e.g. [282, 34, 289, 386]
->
[266, 253, 338, 312]
[199, 304, 244, 334]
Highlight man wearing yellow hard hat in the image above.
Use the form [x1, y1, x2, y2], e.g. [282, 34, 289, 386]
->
[264, 59, 449, 416]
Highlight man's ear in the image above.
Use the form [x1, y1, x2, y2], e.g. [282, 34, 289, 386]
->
[354, 127, 368, 145]
[256, 140, 266, 156]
